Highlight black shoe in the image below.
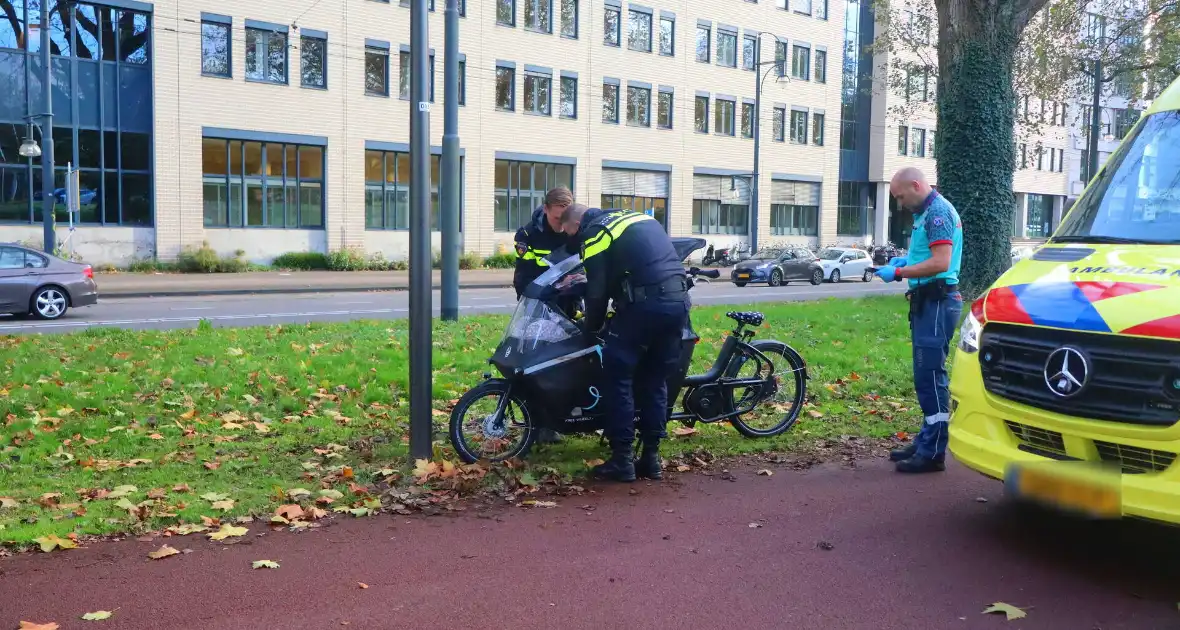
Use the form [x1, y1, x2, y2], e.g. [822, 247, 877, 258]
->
[635, 441, 662, 481]
[592, 441, 636, 483]
[889, 443, 917, 462]
[895, 455, 946, 474]
[537, 428, 563, 444]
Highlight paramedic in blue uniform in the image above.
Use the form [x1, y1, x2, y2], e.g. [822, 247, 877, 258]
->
[513, 186, 576, 445]
[873, 167, 964, 474]
[559, 203, 689, 482]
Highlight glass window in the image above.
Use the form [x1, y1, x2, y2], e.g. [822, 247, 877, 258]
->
[0, 1, 21, 50]
[74, 5, 100, 59]
[560, 76, 577, 118]
[775, 41, 787, 77]
[121, 173, 151, 226]
[496, 67, 515, 110]
[816, 0, 828, 19]
[494, 159, 574, 231]
[814, 49, 826, 83]
[741, 103, 754, 138]
[742, 35, 756, 71]
[789, 110, 807, 143]
[657, 90, 673, 129]
[0, 167, 31, 223]
[301, 36, 327, 88]
[812, 113, 825, 146]
[628, 9, 651, 51]
[602, 82, 620, 123]
[836, 182, 869, 236]
[0, 247, 24, 269]
[659, 17, 673, 55]
[459, 60, 466, 105]
[246, 28, 288, 84]
[717, 32, 737, 67]
[627, 86, 650, 126]
[365, 47, 389, 96]
[897, 125, 909, 155]
[561, 0, 577, 36]
[715, 100, 735, 135]
[118, 11, 149, 64]
[773, 107, 785, 141]
[604, 7, 620, 46]
[202, 138, 324, 229]
[525, 74, 552, 115]
[691, 199, 748, 235]
[695, 26, 709, 62]
[792, 45, 809, 80]
[795, 0, 812, 13]
[201, 22, 231, 77]
[525, 0, 551, 32]
[603, 195, 668, 227]
[365, 151, 450, 231]
[770, 204, 819, 236]
[497, 0, 515, 25]
[912, 128, 926, 157]
[694, 96, 709, 133]
[121, 132, 150, 171]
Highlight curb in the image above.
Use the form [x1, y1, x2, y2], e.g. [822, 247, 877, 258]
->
[99, 280, 514, 299]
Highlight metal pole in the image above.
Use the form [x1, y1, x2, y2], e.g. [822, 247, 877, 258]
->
[750, 39, 762, 255]
[39, 5, 55, 254]
[440, 0, 461, 321]
[408, 0, 434, 461]
[1087, 58, 1102, 183]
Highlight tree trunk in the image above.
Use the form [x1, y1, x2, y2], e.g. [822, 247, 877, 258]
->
[934, 0, 1041, 299]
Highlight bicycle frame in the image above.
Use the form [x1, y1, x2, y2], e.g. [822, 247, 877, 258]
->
[669, 323, 779, 423]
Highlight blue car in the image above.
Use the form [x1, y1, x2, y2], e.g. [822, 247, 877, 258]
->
[730, 247, 824, 287]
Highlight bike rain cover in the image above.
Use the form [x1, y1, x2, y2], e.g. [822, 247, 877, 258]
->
[492, 255, 596, 376]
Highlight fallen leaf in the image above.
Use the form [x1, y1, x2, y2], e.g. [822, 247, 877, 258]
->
[166, 523, 208, 536]
[287, 488, 312, 500]
[252, 422, 270, 434]
[672, 426, 698, 437]
[807, 409, 825, 419]
[342, 466, 354, 480]
[275, 504, 304, 521]
[584, 458, 606, 468]
[0, 496, 18, 509]
[848, 371, 862, 381]
[147, 545, 180, 560]
[748, 522, 763, 529]
[982, 603, 1027, 621]
[148, 433, 164, 440]
[357, 582, 369, 589]
[203, 461, 221, 470]
[243, 394, 259, 405]
[38, 492, 61, 508]
[318, 489, 344, 500]
[228, 347, 244, 356]
[756, 469, 774, 477]
[106, 485, 137, 499]
[208, 524, 249, 541]
[34, 535, 78, 552]
[114, 498, 137, 511]
[211, 499, 235, 512]
[200, 492, 229, 502]
[252, 560, 280, 569]
[19, 622, 60, 630]
[81, 611, 114, 621]
[221, 422, 244, 430]
[179, 408, 197, 420]
[520, 500, 558, 508]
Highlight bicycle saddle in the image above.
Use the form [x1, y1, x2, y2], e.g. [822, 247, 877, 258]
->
[726, 311, 765, 327]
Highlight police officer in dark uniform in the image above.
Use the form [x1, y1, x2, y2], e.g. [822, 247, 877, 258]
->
[559, 203, 690, 482]
[513, 187, 575, 445]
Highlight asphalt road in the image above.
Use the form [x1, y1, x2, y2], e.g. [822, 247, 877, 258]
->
[0, 279, 906, 334]
[1, 458, 1175, 629]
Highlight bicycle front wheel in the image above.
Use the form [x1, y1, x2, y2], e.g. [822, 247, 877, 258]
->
[725, 339, 807, 438]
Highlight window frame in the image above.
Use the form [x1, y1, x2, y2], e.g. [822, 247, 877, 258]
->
[560, 0, 579, 37]
[694, 95, 710, 133]
[244, 25, 289, 85]
[658, 15, 675, 56]
[524, 0, 553, 33]
[657, 88, 674, 129]
[627, 84, 652, 126]
[791, 44, 810, 80]
[497, 0, 517, 26]
[812, 112, 825, 146]
[715, 98, 736, 136]
[603, 80, 621, 123]
[202, 138, 326, 230]
[364, 45, 391, 97]
[716, 30, 738, 68]
[695, 25, 711, 63]
[789, 109, 808, 144]
[814, 48, 826, 83]
[773, 107, 786, 141]
[560, 74, 579, 119]
[300, 34, 328, 89]
[495, 65, 517, 111]
[494, 159, 576, 231]
[628, 8, 653, 52]
[524, 71, 554, 116]
[604, 5, 622, 46]
[200, 20, 232, 78]
[897, 125, 909, 156]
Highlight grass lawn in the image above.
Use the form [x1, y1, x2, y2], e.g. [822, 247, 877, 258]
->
[0, 295, 926, 546]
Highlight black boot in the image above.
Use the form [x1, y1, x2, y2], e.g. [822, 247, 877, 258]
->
[889, 443, 917, 462]
[635, 437, 662, 480]
[895, 455, 946, 474]
[592, 440, 636, 483]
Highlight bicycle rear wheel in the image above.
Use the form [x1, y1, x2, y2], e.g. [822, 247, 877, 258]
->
[724, 339, 807, 438]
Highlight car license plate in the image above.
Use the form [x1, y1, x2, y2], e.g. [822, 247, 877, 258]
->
[736, 273, 750, 280]
[1004, 462, 1121, 519]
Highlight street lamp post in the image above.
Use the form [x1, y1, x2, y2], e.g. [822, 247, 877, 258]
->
[750, 33, 785, 255]
[408, 0, 434, 461]
[21, 8, 57, 255]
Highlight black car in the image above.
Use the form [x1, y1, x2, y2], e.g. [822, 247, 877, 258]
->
[731, 247, 824, 287]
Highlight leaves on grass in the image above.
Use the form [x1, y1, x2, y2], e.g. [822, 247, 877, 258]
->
[200, 492, 229, 502]
[318, 489, 344, 501]
[982, 603, 1027, 621]
[147, 545, 180, 560]
[252, 560, 280, 569]
[287, 488, 312, 501]
[274, 504, 304, 521]
[211, 499, 235, 512]
[672, 427, 698, 437]
[0, 496, 18, 509]
[106, 485, 137, 499]
[166, 523, 208, 536]
[807, 409, 825, 419]
[208, 524, 249, 541]
[34, 535, 78, 552]
[81, 611, 114, 621]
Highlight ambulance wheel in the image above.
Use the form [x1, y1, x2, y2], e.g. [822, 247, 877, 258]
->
[449, 380, 536, 464]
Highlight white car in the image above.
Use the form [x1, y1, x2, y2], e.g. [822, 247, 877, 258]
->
[817, 247, 873, 283]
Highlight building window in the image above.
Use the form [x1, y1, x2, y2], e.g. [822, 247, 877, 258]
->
[1025, 193, 1053, 238]
[795, 0, 812, 14]
[603, 82, 620, 123]
[770, 205, 819, 236]
[836, 181, 870, 237]
[524, 0, 551, 31]
[695, 25, 710, 62]
[776, 0, 787, 9]
[301, 36, 327, 88]
[791, 44, 809, 80]
[494, 159, 574, 231]
[496, 66, 516, 110]
[692, 200, 748, 235]
[604, 6, 621, 46]
[657, 90, 673, 128]
[497, 0, 516, 25]
[816, 0, 828, 19]
[742, 35, 757, 71]
[245, 27, 288, 84]
[911, 128, 926, 157]
[717, 31, 737, 67]
[694, 95, 709, 132]
[773, 107, 785, 141]
[202, 139, 324, 229]
[906, 65, 929, 102]
[365, 46, 390, 96]
[365, 150, 455, 231]
[659, 16, 674, 55]
[715, 99, 736, 135]
[1037, 146, 1044, 170]
[775, 40, 787, 76]
[741, 102, 754, 138]
[814, 49, 826, 83]
[789, 110, 807, 143]
[459, 60, 467, 105]
[628, 9, 652, 51]
[400, 51, 437, 101]
[929, 130, 936, 158]
[627, 86, 651, 126]
[525, 72, 552, 115]
[561, 0, 578, 36]
[560, 75, 578, 118]
[897, 125, 909, 155]
[602, 195, 667, 227]
[812, 113, 825, 145]
[1019, 143, 1027, 169]
[201, 21, 231, 77]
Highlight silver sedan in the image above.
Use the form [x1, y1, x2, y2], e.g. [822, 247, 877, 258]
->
[0, 243, 99, 320]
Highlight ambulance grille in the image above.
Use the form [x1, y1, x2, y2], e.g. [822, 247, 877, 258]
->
[980, 325, 1180, 427]
[1093, 441, 1177, 474]
[1005, 421, 1068, 459]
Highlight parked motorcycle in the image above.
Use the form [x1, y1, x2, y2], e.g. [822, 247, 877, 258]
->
[702, 244, 735, 267]
[448, 238, 809, 464]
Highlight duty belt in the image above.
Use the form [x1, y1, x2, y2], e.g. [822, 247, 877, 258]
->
[627, 275, 688, 303]
[906, 279, 956, 318]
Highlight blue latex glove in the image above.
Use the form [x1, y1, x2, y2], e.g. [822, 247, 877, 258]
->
[875, 266, 903, 282]
[887, 256, 908, 268]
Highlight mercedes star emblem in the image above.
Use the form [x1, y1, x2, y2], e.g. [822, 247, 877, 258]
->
[1043, 346, 1091, 398]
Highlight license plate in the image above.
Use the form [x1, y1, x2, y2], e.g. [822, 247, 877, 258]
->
[736, 273, 750, 280]
[1005, 462, 1122, 519]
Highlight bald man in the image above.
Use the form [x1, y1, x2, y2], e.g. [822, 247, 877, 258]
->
[874, 167, 964, 473]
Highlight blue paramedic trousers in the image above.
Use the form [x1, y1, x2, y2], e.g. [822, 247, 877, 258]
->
[910, 289, 963, 459]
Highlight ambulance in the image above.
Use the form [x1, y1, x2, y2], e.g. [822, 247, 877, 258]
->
[948, 79, 1180, 525]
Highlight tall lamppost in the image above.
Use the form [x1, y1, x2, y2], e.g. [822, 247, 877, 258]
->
[749, 32, 786, 255]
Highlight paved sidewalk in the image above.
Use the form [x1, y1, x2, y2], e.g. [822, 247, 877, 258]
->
[94, 269, 516, 298]
[1, 459, 1175, 630]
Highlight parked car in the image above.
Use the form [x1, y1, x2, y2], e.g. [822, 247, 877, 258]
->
[0, 243, 98, 320]
[731, 247, 824, 287]
[817, 247, 873, 283]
